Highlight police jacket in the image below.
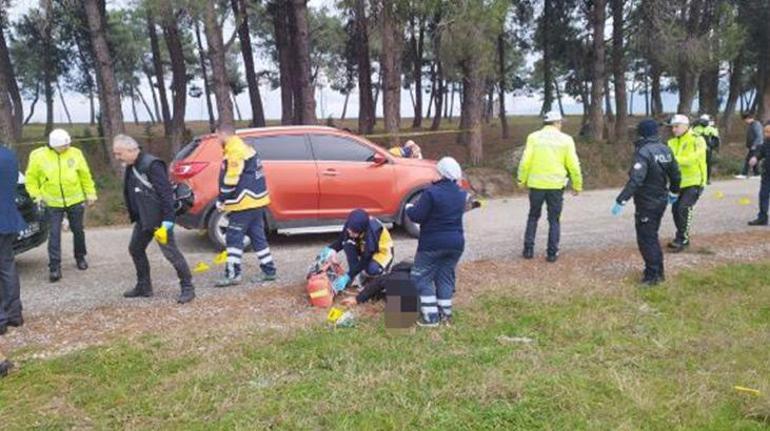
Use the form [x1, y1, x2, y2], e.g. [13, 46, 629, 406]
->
[123, 152, 175, 231]
[668, 129, 707, 188]
[616, 136, 681, 210]
[751, 138, 770, 168]
[517, 125, 583, 191]
[25, 145, 97, 208]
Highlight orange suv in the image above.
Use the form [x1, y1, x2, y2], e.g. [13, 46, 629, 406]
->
[170, 126, 464, 248]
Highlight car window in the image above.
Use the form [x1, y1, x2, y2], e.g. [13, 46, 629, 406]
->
[310, 134, 376, 162]
[243, 135, 312, 161]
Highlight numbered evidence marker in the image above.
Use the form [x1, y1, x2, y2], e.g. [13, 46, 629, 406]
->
[213, 251, 228, 265]
[713, 191, 725, 200]
[193, 262, 211, 274]
[739, 197, 752, 206]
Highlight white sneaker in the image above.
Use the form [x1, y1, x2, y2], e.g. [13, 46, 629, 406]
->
[734, 175, 748, 179]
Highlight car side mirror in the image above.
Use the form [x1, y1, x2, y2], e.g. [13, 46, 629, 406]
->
[371, 153, 387, 166]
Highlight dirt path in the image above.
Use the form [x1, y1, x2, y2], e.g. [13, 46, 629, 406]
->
[3, 179, 770, 358]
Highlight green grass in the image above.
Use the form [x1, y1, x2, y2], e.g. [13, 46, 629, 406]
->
[2, 262, 770, 429]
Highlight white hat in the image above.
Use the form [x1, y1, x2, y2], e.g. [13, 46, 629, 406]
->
[669, 114, 690, 126]
[699, 114, 711, 122]
[49, 129, 71, 148]
[437, 157, 462, 181]
[544, 111, 563, 123]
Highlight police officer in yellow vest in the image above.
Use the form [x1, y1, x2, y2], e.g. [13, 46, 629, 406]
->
[517, 111, 583, 262]
[692, 114, 720, 184]
[25, 129, 97, 282]
[666, 114, 707, 252]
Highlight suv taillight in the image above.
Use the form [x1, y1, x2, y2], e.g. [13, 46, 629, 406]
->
[459, 178, 471, 190]
[172, 161, 209, 180]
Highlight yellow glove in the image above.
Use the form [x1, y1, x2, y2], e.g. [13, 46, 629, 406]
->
[153, 226, 169, 245]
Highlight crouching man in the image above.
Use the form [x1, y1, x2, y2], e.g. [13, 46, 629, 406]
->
[112, 134, 195, 304]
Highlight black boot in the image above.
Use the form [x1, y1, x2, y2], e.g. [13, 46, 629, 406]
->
[123, 285, 153, 298]
[177, 285, 195, 304]
[522, 247, 534, 259]
[49, 267, 62, 282]
[0, 359, 13, 377]
[748, 218, 768, 226]
[76, 258, 88, 270]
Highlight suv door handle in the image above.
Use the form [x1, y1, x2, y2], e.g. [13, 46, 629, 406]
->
[322, 169, 338, 177]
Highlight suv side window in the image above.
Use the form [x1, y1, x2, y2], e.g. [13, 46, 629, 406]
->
[310, 134, 376, 162]
[243, 135, 312, 161]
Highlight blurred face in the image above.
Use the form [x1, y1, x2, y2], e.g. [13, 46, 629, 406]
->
[744, 117, 754, 125]
[764, 125, 770, 140]
[112, 145, 140, 167]
[671, 123, 689, 137]
[53, 145, 70, 154]
[346, 228, 361, 239]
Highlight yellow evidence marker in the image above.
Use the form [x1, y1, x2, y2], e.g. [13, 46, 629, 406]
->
[739, 197, 752, 206]
[213, 251, 228, 265]
[193, 262, 211, 274]
[327, 307, 344, 324]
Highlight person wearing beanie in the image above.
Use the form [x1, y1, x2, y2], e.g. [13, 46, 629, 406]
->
[388, 139, 423, 159]
[320, 208, 394, 293]
[25, 129, 97, 282]
[517, 110, 583, 263]
[406, 157, 468, 326]
[666, 114, 708, 252]
[611, 119, 681, 286]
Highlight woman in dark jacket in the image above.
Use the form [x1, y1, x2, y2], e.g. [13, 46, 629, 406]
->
[406, 157, 468, 327]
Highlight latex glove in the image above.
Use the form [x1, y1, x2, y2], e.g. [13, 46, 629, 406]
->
[86, 197, 97, 206]
[611, 202, 624, 216]
[161, 221, 174, 231]
[319, 246, 334, 262]
[668, 193, 679, 205]
[332, 274, 351, 293]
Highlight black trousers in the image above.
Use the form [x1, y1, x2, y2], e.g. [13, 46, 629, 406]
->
[0, 234, 22, 326]
[672, 186, 703, 244]
[524, 188, 564, 256]
[635, 205, 666, 280]
[742, 150, 760, 176]
[47, 203, 87, 270]
[706, 148, 715, 183]
[128, 223, 192, 292]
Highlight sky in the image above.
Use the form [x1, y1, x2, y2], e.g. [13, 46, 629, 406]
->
[6, 0, 677, 126]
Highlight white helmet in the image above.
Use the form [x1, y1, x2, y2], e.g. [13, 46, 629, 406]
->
[544, 110, 563, 123]
[49, 129, 71, 148]
[668, 114, 690, 126]
[699, 114, 711, 122]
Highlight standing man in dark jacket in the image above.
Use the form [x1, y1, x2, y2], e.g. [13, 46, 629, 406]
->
[737, 112, 763, 178]
[0, 144, 26, 333]
[112, 135, 195, 304]
[747, 122, 770, 226]
[407, 157, 468, 327]
[612, 119, 681, 286]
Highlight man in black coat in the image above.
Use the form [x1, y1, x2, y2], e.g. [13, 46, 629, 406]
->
[112, 134, 195, 304]
[748, 122, 770, 226]
[0, 144, 25, 333]
[612, 119, 682, 286]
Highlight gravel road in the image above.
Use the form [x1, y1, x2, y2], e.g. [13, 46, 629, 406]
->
[14, 179, 765, 316]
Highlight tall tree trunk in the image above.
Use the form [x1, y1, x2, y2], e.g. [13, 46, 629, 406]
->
[56, 79, 72, 125]
[497, 34, 510, 139]
[353, 0, 375, 134]
[232, 0, 266, 127]
[721, 54, 744, 131]
[41, 0, 55, 136]
[160, 0, 187, 155]
[411, 15, 424, 128]
[144, 69, 161, 125]
[462, 64, 484, 164]
[136, 85, 156, 124]
[232, 91, 242, 121]
[611, 0, 628, 142]
[270, 1, 294, 125]
[541, 0, 553, 114]
[147, 12, 171, 136]
[699, 66, 719, 117]
[555, 78, 565, 115]
[340, 92, 350, 120]
[449, 82, 456, 120]
[24, 82, 40, 125]
[194, 20, 215, 131]
[84, 0, 124, 171]
[651, 63, 663, 115]
[677, 70, 698, 115]
[431, 61, 444, 131]
[761, 15, 770, 123]
[380, 0, 402, 146]
[129, 84, 139, 125]
[89, 84, 95, 125]
[291, 0, 317, 124]
[587, 0, 606, 141]
[0, 18, 22, 142]
[203, 1, 234, 128]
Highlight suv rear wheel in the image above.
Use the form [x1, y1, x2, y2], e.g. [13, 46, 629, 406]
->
[207, 210, 252, 251]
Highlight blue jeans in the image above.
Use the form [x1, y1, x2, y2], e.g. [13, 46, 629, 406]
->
[226, 208, 276, 276]
[412, 249, 463, 322]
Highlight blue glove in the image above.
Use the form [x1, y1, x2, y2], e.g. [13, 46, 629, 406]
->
[668, 193, 679, 205]
[161, 221, 175, 231]
[319, 247, 334, 262]
[332, 274, 351, 293]
[611, 202, 624, 216]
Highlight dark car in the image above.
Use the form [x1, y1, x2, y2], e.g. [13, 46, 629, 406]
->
[13, 173, 47, 254]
